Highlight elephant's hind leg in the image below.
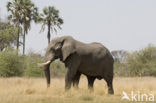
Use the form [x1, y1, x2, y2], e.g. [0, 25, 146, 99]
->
[73, 72, 81, 89]
[104, 76, 114, 94]
[87, 76, 96, 91]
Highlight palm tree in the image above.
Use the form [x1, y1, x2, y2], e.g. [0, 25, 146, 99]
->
[20, 0, 38, 55]
[7, 0, 38, 55]
[40, 6, 63, 44]
[7, 0, 22, 51]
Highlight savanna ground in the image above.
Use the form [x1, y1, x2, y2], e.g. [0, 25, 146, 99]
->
[0, 77, 156, 103]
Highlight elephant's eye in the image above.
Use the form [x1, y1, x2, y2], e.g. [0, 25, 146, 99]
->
[55, 43, 62, 50]
[50, 47, 55, 52]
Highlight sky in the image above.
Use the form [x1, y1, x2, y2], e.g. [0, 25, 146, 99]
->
[0, 0, 156, 54]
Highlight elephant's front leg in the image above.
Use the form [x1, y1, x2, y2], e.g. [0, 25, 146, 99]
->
[64, 53, 80, 91]
[73, 72, 81, 89]
[65, 69, 77, 91]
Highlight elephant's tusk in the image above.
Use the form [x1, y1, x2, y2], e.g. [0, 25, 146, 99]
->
[38, 60, 51, 68]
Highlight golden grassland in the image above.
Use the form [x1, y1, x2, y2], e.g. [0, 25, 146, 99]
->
[0, 76, 156, 103]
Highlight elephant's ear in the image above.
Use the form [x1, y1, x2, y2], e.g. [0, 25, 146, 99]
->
[61, 40, 75, 61]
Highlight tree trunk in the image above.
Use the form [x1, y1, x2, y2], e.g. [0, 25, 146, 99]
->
[16, 25, 20, 51]
[23, 30, 25, 55]
[47, 22, 51, 44]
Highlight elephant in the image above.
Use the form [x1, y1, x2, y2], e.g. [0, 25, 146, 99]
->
[39, 36, 114, 94]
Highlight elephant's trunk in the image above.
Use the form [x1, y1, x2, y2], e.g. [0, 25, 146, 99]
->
[44, 64, 51, 88]
[38, 60, 52, 88]
[38, 53, 55, 88]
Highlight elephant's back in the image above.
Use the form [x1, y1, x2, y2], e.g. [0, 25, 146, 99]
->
[77, 42, 114, 77]
[76, 41, 113, 62]
[76, 41, 111, 55]
[86, 42, 113, 60]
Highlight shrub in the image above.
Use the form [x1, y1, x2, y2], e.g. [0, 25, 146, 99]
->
[50, 61, 66, 77]
[24, 52, 66, 77]
[126, 45, 156, 76]
[0, 49, 66, 78]
[0, 49, 23, 77]
[24, 53, 44, 77]
[114, 45, 156, 77]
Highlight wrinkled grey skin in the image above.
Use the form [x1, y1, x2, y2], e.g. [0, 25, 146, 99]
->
[40, 36, 114, 94]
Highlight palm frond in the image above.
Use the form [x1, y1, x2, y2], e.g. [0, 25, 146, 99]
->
[40, 6, 63, 43]
[40, 23, 46, 33]
[53, 27, 57, 34]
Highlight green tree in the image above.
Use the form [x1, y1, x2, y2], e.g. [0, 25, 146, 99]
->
[7, 0, 39, 55]
[0, 22, 18, 51]
[40, 6, 63, 44]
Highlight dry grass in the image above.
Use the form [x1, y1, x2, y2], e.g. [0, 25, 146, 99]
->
[0, 77, 156, 103]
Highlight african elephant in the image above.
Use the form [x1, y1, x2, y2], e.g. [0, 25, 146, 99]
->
[39, 36, 114, 94]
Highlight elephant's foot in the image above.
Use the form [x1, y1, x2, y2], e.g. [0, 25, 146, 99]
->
[65, 88, 70, 92]
[65, 85, 71, 92]
[88, 85, 94, 92]
[89, 88, 94, 93]
[47, 84, 50, 88]
[73, 85, 79, 90]
[65, 89, 70, 92]
[108, 89, 114, 95]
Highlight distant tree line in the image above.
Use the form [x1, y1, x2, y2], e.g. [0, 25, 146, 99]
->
[111, 50, 129, 63]
[114, 45, 156, 77]
[0, 45, 155, 77]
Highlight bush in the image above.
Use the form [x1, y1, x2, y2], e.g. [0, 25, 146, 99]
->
[0, 49, 66, 78]
[24, 53, 44, 77]
[0, 49, 23, 77]
[114, 61, 127, 76]
[114, 45, 156, 77]
[50, 61, 66, 77]
[24, 52, 66, 77]
[126, 45, 156, 76]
